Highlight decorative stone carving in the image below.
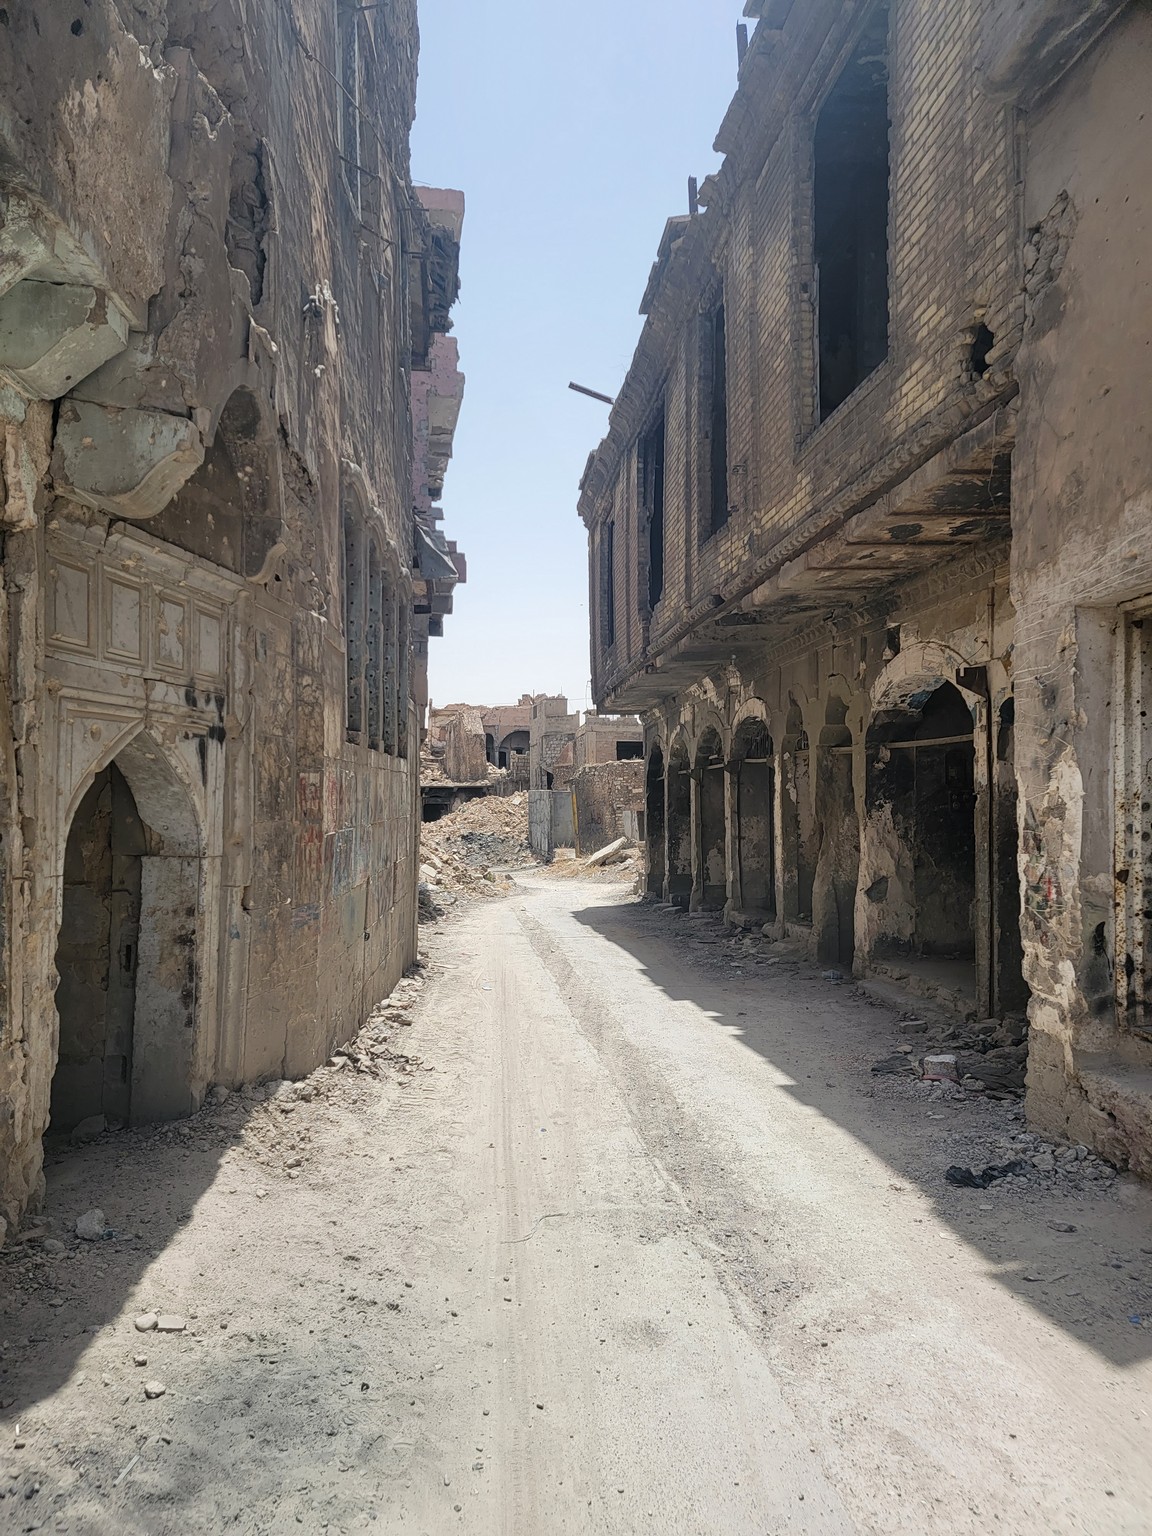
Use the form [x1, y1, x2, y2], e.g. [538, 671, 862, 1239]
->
[50, 400, 204, 520]
[0, 281, 130, 400]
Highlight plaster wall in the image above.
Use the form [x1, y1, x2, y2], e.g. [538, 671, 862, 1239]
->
[1010, 1, 1152, 1171]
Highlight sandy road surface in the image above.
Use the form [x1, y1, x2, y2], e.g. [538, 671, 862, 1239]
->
[2, 871, 1151, 1534]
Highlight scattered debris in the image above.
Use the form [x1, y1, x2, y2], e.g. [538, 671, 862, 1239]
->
[585, 836, 628, 868]
[946, 1160, 1033, 1188]
[75, 1209, 107, 1241]
[872, 1054, 917, 1076]
[134, 1314, 159, 1333]
[922, 1054, 959, 1084]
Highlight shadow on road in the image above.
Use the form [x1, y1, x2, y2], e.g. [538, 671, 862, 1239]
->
[569, 888, 1152, 1370]
[0, 1102, 256, 1420]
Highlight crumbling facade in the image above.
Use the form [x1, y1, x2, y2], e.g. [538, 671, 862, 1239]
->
[580, 1, 1152, 1170]
[0, 0, 463, 1230]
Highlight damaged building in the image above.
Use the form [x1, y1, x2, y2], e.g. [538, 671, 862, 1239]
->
[579, 1, 1152, 1170]
[0, 0, 463, 1231]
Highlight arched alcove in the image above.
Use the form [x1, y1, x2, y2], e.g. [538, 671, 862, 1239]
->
[498, 730, 529, 771]
[813, 691, 858, 967]
[646, 745, 666, 898]
[865, 680, 977, 996]
[666, 738, 692, 908]
[53, 732, 203, 1135]
[993, 695, 1028, 1013]
[781, 699, 815, 924]
[732, 716, 775, 919]
[149, 387, 282, 577]
[695, 727, 726, 911]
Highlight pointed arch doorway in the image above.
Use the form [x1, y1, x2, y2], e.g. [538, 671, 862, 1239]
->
[52, 732, 203, 1134]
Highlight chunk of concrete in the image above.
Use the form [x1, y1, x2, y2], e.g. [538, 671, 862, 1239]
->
[51, 400, 204, 519]
[0, 281, 129, 400]
[585, 836, 628, 868]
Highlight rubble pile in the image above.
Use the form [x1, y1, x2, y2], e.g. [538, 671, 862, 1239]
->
[946, 1132, 1118, 1192]
[870, 1012, 1029, 1097]
[548, 842, 644, 884]
[418, 792, 533, 917]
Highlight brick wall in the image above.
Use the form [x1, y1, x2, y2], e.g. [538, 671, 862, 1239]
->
[581, 0, 1020, 707]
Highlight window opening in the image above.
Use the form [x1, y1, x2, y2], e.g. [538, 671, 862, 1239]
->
[641, 412, 666, 612]
[396, 593, 411, 759]
[601, 520, 616, 648]
[343, 508, 365, 737]
[970, 323, 995, 378]
[704, 300, 729, 536]
[382, 569, 398, 755]
[366, 543, 383, 749]
[616, 741, 644, 761]
[813, 4, 890, 420]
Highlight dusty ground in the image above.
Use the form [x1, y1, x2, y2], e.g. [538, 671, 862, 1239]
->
[2, 872, 1152, 1534]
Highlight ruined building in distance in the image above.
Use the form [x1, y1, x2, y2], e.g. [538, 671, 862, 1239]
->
[0, 0, 464, 1228]
[579, 1, 1152, 1172]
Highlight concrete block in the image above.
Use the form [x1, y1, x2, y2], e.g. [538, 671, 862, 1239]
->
[0, 281, 129, 400]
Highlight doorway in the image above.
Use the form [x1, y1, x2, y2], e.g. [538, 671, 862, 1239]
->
[52, 765, 142, 1132]
[732, 719, 775, 919]
[646, 746, 666, 898]
[866, 681, 977, 1000]
[666, 741, 692, 908]
[52, 740, 202, 1135]
[695, 729, 726, 911]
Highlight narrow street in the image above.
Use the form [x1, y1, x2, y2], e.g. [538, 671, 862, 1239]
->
[3, 872, 1151, 1535]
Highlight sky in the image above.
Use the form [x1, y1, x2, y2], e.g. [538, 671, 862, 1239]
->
[410, 1, 746, 712]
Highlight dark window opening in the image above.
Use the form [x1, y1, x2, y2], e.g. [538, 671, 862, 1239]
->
[616, 741, 644, 761]
[704, 300, 729, 537]
[970, 323, 995, 378]
[814, 5, 890, 420]
[641, 412, 666, 612]
[343, 509, 364, 737]
[382, 573, 398, 755]
[366, 542, 383, 749]
[601, 520, 616, 648]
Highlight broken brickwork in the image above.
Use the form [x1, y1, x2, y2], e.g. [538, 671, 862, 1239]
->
[572, 762, 646, 857]
[0, 0, 464, 1232]
[580, 1, 1152, 1172]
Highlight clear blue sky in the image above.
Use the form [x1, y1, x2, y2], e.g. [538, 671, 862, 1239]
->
[411, 1, 745, 711]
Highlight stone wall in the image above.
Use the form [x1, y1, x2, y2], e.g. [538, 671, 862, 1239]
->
[0, 0, 461, 1228]
[573, 762, 645, 857]
[1009, 3, 1152, 1172]
[579, 0, 1151, 1172]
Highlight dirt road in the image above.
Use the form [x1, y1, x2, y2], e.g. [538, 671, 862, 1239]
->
[3, 871, 1152, 1534]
